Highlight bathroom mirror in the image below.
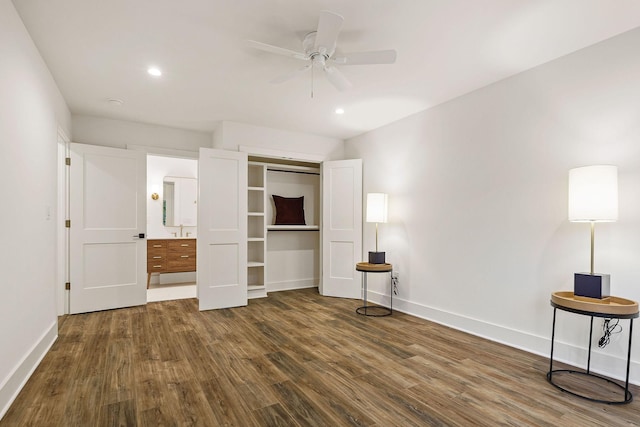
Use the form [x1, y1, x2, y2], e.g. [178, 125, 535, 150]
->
[163, 176, 197, 226]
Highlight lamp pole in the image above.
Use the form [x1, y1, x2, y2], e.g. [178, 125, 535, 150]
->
[590, 221, 595, 275]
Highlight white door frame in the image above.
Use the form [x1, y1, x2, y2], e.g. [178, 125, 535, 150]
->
[56, 127, 70, 315]
[61, 144, 201, 314]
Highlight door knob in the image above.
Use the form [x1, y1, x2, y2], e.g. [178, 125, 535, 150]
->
[132, 233, 146, 239]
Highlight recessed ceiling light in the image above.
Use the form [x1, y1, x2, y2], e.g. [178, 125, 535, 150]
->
[335, 108, 345, 115]
[147, 67, 162, 77]
[107, 98, 124, 106]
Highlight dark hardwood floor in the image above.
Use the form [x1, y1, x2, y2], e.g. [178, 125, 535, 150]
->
[2, 288, 639, 426]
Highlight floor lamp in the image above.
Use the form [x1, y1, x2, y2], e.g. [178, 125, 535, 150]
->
[366, 193, 388, 264]
[568, 165, 618, 299]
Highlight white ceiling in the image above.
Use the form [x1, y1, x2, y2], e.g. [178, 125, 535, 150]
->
[13, 0, 640, 140]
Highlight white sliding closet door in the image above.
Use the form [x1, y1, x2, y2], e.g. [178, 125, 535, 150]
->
[321, 159, 363, 298]
[198, 148, 248, 310]
[69, 143, 147, 314]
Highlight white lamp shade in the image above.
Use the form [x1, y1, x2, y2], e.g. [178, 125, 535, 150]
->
[568, 165, 618, 222]
[366, 193, 388, 223]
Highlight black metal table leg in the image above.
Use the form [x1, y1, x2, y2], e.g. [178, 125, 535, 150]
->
[548, 307, 557, 379]
[587, 316, 593, 374]
[624, 318, 634, 401]
[389, 270, 393, 314]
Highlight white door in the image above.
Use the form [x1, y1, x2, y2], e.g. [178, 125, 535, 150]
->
[197, 148, 248, 310]
[69, 143, 147, 314]
[321, 159, 363, 298]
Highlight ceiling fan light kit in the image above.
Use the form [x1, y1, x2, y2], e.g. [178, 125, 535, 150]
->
[248, 10, 397, 94]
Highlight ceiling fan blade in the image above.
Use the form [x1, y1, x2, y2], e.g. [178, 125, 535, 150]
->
[314, 10, 343, 55]
[247, 40, 307, 60]
[270, 64, 312, 84]
[323, 66, 352, 91]
[333, 49, 397, 65]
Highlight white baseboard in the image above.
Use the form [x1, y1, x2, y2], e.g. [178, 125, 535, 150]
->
[0, 320, 58, 419]
[267, 278, 318, 293]
[367, 290, 639, 385]
[248, 286, 268, 299]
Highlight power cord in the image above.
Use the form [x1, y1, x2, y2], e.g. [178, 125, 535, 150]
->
[598, 318, 622, 348]
[391, 276, 398, 295]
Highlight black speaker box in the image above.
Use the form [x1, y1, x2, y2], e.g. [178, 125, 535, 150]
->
[368, 251, 386, 264]
[574, 273, 610, 299]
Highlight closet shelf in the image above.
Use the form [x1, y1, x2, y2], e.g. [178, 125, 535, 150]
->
[267, 225, 319, 231]
[266, 164, 320, 175]
[248, 262, 265, 268]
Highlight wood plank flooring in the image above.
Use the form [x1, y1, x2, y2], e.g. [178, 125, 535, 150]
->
[2, 288, 640, 426]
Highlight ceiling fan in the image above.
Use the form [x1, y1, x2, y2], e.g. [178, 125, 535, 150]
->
[248, 10, 397, 93]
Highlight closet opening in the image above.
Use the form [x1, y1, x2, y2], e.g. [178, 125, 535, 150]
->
[146, 154, 198, 302]
[197, 147, 362, 309]
[247, 156, 321, 299]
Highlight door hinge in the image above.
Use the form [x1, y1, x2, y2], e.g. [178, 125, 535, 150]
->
[65, 157, 71, 166]
[65, 282, 70, 290]
[65, 220, 71, 228]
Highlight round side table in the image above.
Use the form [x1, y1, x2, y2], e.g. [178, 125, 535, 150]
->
[548, 291, 639, 404]
[355, 262, 393, 317]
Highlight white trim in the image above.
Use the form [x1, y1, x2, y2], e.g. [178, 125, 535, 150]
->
[127, 144, 198, 159]
[248, 285, 268, 299]
[239, 145, 324, 163]
[365, 290, 640, 386]
[57, 126, 70, 144]
[0, 321, 58, 419]
[57, 127, 70, 316]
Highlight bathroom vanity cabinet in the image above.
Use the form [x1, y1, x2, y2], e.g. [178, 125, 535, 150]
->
[147, 238, 196, 288]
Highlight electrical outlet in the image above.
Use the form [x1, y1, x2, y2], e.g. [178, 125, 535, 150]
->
[392, 270, 399, 295]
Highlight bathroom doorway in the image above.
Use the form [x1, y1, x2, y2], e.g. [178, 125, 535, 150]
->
[146, 154, 198, 302]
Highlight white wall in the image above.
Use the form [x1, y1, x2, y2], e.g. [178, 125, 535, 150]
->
[147, 155, 198, 239]
[346, 27, 640, 383]
[72, 114, 211, 151]
[214, 121, 344, 161]
[0, 0, 71, 418]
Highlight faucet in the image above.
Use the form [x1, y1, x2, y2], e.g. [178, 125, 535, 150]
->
[179, 224, 184, 237]
[186, 231, 192, 237]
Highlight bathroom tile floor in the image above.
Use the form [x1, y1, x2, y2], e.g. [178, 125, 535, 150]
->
[147, 281, 196, 302]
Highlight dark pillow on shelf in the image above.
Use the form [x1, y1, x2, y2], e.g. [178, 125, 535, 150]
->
[272, 195, 306, 225]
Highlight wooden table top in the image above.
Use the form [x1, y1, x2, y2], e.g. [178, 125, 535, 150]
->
[356, 262, 393, 272]
[551, 291, 639, 317]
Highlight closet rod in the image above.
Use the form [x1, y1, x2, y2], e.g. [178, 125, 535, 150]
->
[267, 167, 320, 176]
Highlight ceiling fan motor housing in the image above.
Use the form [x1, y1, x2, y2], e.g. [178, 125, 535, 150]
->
[303, 31, 333, 64]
